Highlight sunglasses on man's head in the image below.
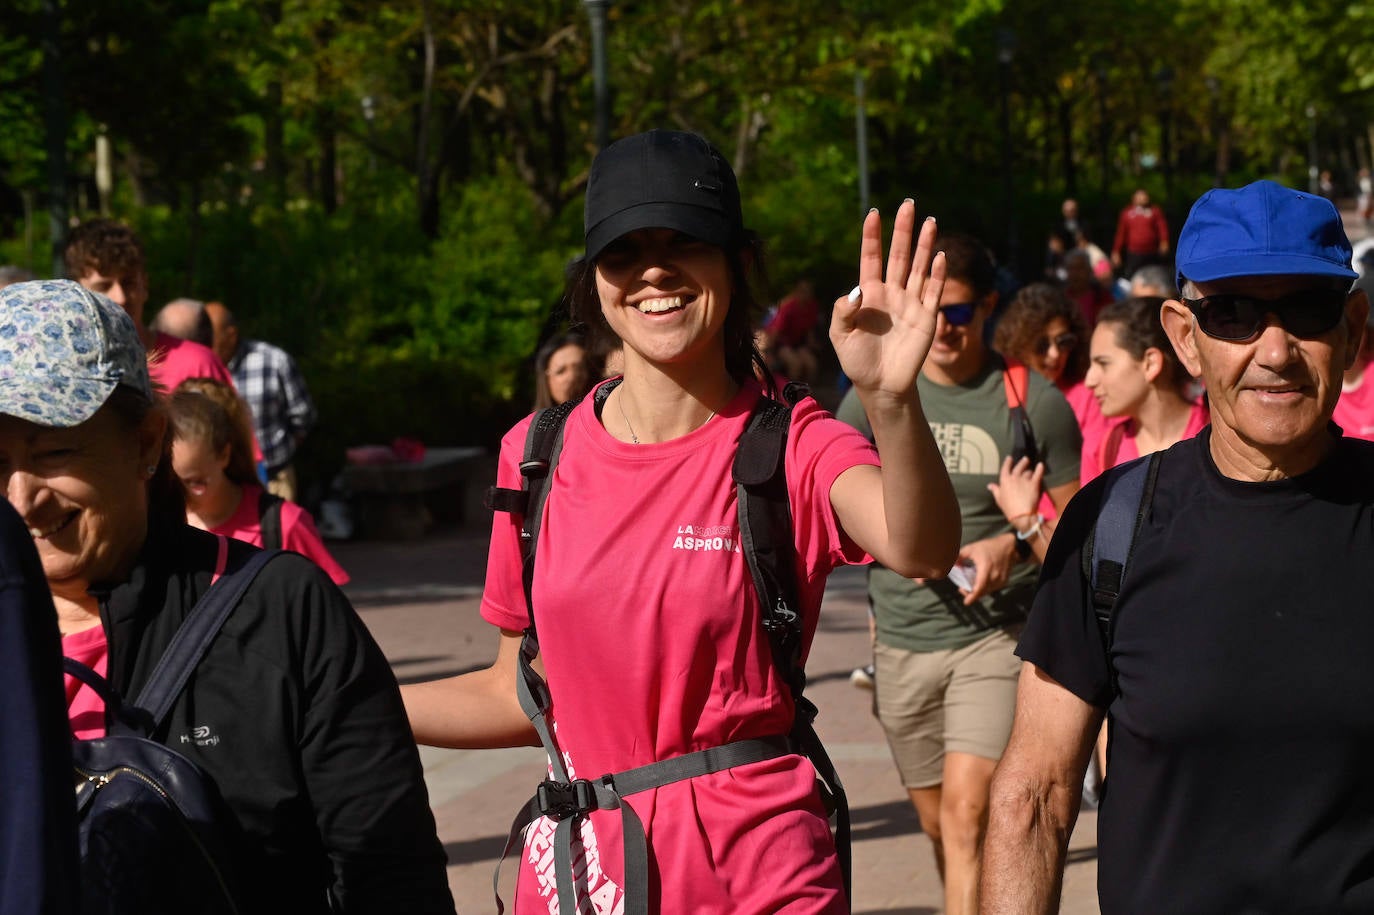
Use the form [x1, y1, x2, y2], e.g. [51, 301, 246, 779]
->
[939, 303, 977, 326]
[1034, 333, 1078, 356]
[1181, 288, 1349, 342]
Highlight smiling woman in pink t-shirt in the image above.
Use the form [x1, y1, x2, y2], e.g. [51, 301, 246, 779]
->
[401, 130, 963, 915]
[1081, 296, 1209, 484]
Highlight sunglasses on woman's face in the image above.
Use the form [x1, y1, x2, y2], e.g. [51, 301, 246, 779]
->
[1034, 332, 1078, 356]
[939, 303, 977, 326]
[1181, 288, 1348, 342]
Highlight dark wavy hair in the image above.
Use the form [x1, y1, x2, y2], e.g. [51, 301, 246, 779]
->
[1095, 296, 1190, 393]
[563, 230, 774, 394]
[993, 282, 1089, 385]
[63, 219, 145, 281]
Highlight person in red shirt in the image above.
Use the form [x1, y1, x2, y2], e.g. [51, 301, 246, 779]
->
[1111, 188, 1171, 280]
[1334, 309, 1374, 440]
[762, 279, 822, 380]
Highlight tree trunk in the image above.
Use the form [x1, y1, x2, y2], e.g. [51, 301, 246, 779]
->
[319, 108, 337, 214]
[1057, 92, 1076, 197]
[416, 0, 440, 238]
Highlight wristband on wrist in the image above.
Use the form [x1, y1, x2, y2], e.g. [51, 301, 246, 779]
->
[1014, 514, 1045, 541]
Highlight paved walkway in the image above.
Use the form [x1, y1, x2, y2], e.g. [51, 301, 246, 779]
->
[333, 526, 1101, 914]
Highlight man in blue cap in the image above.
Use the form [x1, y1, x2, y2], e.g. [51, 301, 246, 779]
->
[980, 180, 1374, 912]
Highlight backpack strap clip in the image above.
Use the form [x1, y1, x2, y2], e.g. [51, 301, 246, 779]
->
[536, 778, 598, 821]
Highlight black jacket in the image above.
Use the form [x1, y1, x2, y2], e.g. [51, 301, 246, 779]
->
[1, 500, 79, 915]
[92, 520, 454, 915]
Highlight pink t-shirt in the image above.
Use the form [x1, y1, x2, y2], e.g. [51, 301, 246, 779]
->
[149, 331, 235, 392]
[1081, 399, 1210, 483]
[209, 483, 350, 585]
[63, 625, 109, 740]
[1335, 368, 1374, 442]
[482, 380, 876, 914]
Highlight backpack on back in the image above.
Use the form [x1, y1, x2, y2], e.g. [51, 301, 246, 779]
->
[256, 490, 286, 551]
[65, 544, 279, 915]
[483, 381, 851, 915]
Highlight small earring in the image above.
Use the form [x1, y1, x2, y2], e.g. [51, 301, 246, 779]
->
[145, 465, 158, 478]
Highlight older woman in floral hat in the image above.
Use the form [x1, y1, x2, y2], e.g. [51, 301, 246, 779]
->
[0, 280, 454, 915]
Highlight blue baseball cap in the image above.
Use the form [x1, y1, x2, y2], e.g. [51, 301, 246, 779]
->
[1175, 179, 1356, 290]
[0, 279, 152, 428]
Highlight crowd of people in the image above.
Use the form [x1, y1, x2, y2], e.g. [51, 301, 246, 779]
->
[6, 127, 1374, 915]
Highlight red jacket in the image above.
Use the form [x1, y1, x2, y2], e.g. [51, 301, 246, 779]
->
[1113, 205, 1169, 256]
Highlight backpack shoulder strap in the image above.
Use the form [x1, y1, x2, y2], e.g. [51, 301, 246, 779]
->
[732, 384, 852, 900]
[1002, 359, 1029, 409]
[256, 490, 286, 551]
[1082, 450, 1162, 692]
[132, 540, 281, 733]
[482, 392, 585, 621]
[1002, 359, 1040, 466]
[733, 389, 803, 695]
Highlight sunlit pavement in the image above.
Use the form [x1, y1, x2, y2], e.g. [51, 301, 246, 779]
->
[336, 526, 1101, 914]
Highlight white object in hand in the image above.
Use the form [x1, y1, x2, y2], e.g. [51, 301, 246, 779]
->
[947, 559, 976, 592]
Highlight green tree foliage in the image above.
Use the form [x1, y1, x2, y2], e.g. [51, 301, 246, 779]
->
[2, 0, 1373, 478]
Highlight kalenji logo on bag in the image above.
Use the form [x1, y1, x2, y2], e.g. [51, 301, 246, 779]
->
[671, 523, 741, 553]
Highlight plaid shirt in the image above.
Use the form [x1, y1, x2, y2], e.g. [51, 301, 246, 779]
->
[228, 339, 317, 473]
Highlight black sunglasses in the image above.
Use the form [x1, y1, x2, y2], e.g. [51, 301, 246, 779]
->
[1034, 332, 1078, 356]
[1181, 288, 1349, 341]
[939, 303, 977, 326]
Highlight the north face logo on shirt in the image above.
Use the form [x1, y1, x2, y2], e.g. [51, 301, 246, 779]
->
[930, 422, 1002, 475]
[672, 523, 742, 553]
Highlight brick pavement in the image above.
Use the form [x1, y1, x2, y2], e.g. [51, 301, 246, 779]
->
[334, 525, 1101, 913]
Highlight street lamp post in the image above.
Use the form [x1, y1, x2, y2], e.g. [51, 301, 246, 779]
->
[1155, 66, 1174, 209]
[1205, 76, 1226, 188]
[584, 0, 611, 150]
[855, 69, 870, 215]
[360, 95, 377, 172]
[997, 29, 1017, 270]
[1093, 54, 1110, 236]
[41, 0, 67, 277]
[1307, 104, 1319, 195]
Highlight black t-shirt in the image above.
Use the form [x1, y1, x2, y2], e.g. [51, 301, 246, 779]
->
[1020, 429, 1374, 913]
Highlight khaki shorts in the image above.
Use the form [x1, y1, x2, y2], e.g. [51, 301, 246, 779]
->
[873, 628, 1022, 789]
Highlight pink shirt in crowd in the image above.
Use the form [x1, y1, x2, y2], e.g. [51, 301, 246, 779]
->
[149, 331, 235, 392]
[482, 380, 875, 914]
[1335, 368, 1374, 442]
[63, 625, 109, 739]
[1081, 398, 1210, 484]
[210, 483, 350, 585]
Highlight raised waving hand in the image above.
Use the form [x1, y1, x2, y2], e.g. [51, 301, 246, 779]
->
[830, 200, 945, 398]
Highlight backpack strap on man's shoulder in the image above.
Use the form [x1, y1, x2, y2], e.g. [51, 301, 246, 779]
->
[1082, 450, 1162, 694]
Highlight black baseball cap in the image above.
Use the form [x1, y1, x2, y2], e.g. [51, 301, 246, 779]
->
[583, 130, 744, 261]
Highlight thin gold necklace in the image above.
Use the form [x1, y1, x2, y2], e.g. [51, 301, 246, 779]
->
[617, 391, 714, 444]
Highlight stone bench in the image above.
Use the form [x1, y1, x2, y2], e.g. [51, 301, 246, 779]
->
[339, 446, 493, 540]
